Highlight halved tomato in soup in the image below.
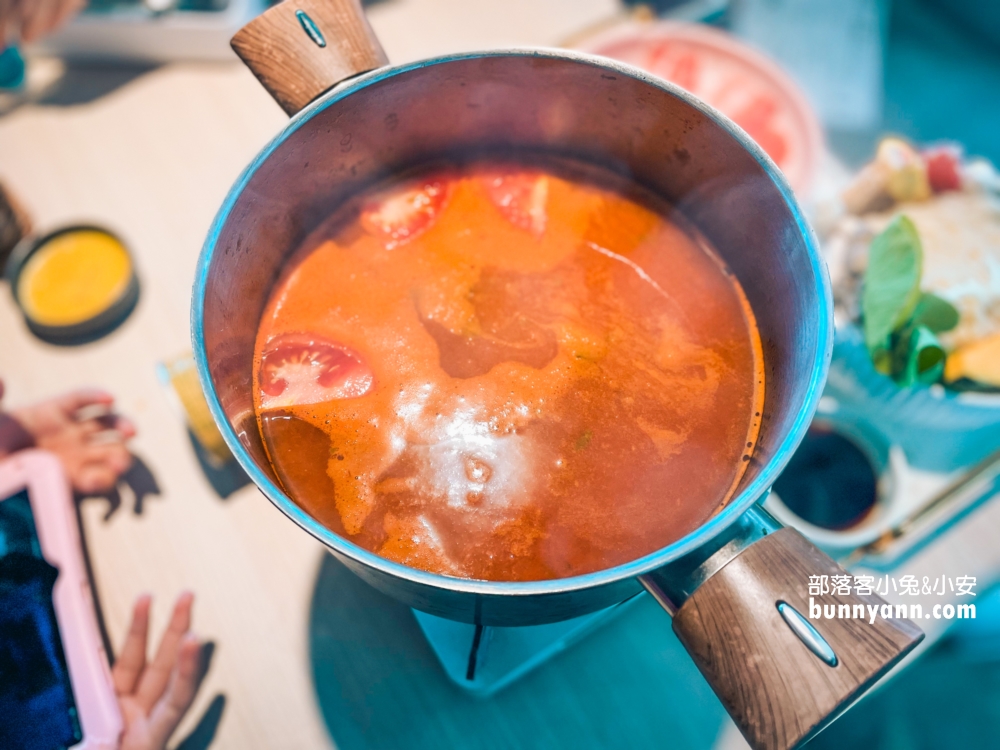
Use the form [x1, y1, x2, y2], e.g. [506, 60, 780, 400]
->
[259, 333, 373, 409]
[360, 175, 452, 248]
[480, 171, 549, 237]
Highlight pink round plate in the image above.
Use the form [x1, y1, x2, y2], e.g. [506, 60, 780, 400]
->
[575, 21, 824, 195]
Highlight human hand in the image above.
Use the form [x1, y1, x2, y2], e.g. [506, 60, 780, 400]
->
[11, 388, 136, 494]
[0, 0, 86, 44]
[113, 593, 206, 750]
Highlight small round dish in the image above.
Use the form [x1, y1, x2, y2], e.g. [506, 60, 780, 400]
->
[4, 225, 139, 345]
[765, 409, 898, 553]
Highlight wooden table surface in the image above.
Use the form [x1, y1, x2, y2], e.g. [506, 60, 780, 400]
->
[2, 1, 998, 748]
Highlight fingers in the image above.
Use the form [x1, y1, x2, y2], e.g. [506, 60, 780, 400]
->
[84, 440, 132, 473]
[0, 0, 19, 43]
[15, 0, 84, 41]
[135, 591, 194, 713]
[113, 594, 151, 696]
[8, 388, 135, 495]
[113, 415, 138, 440]
[75, 402, 136, 444]
[56, 388, 115, 417]
[74, 462, 118, 494]
[20, 0, 57, 43]
[70, 439, 132, 493]
[49, 0, 85, 34]
[59, 423, 134, 494]
[148, 634, 205, 748]
[77, 414, 137, 442]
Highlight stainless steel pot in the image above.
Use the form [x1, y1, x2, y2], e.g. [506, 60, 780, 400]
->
[192, 2, 923, 747]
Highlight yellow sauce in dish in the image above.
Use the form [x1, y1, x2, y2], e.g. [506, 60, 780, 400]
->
[18, 230, 132, 327]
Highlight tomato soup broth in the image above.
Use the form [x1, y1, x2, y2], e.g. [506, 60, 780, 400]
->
[253, 160, 765, 581]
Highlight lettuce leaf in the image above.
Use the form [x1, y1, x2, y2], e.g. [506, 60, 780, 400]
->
[894, 324, 946, 387]
[862, 215, 923, 354]
[911, 292, 960, 334]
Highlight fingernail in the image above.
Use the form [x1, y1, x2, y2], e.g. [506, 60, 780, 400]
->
[74, 403, 113, 422]
[88, 429, 124, 445]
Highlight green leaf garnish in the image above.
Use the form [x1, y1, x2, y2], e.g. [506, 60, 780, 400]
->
[894, 325, 946, 388]
[872, 348, 893, 375]
[862, 215, 923, 353]
[911, 292, 960, 333]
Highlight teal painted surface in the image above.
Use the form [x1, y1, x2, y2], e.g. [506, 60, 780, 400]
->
[309, 555, 726, 750]
[811, 588, 1000, 747]
[812, 638, 1000, 749]
[885, 0, 1000, 165]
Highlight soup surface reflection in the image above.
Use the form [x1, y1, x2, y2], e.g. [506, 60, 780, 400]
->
[254, 160, 764, 581]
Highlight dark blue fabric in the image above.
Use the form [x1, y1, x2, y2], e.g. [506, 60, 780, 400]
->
[0, 492, 81, 750]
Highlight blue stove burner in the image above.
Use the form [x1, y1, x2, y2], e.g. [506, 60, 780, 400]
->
[414, 594, 645, 697]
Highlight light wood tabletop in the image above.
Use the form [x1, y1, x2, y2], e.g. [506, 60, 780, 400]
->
[2, 1, 998, 748]
[0, 1, 618, 748]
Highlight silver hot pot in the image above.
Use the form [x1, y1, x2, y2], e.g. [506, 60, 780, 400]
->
[192, 2, 923, 747]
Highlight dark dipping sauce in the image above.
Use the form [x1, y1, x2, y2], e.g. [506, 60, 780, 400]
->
[254, 159, 765, 581]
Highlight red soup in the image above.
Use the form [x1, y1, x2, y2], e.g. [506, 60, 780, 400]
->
[253, 160, 764, 581]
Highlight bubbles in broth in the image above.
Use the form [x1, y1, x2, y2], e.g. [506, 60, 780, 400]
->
[254, 159, 764, 581]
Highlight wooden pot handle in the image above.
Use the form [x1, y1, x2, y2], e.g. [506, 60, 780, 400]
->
[231, 0, 388, 116]
[664, 527, 923, 750]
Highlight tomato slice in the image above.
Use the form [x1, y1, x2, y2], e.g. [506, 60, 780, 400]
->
[360, 175, 451, 248]
[924, 147, 962, 193]
[259, 333, 373, 409]
[481, 171, 549, 237]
